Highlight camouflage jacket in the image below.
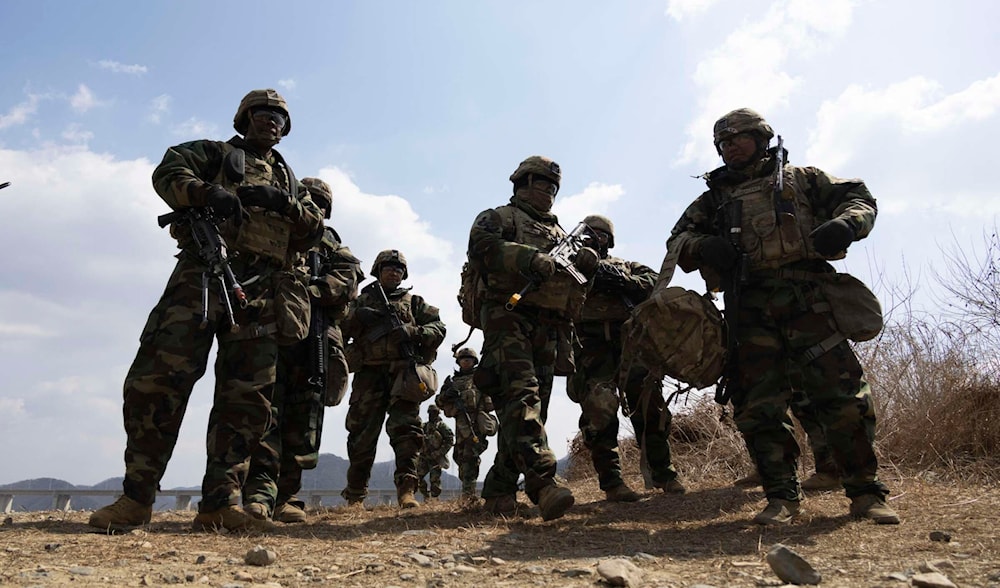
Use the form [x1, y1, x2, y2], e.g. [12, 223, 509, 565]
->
[303, 226, 364, 350]
[421, 418, 455, 459]
[152, 135, 324, 268]
[342, 283, 446, 367]
[436, 369, 496, 436]
[579, 256, 658, 326]
[665, 148, 877, 291]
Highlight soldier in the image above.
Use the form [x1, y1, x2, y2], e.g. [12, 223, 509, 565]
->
[569, 214, 686, 502]
[416, 405, 455, 500]
[243, 177, 364, 523]
[436, 347, 497, 498]
[468, 155, 597, 521]
[88, 89, 324, 532]
[340, 250, 446, 509]
[664, 108, 898, 525]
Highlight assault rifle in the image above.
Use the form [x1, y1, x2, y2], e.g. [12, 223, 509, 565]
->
[372, 281, 420, 362]
[593, 262, 636, 310]
[0, 182, 10, 191]
[306, 250, 329, 391]
[715, 199, 749, 405]
[450, 387, 480, 444]
[157, 207, 247, 331]
[506, 221, 595, 310]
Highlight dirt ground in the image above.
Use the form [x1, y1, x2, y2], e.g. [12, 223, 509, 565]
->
[1, 472, 998, 587]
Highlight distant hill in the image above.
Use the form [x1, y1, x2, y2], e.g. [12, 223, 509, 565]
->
[1, 454, 462, 512]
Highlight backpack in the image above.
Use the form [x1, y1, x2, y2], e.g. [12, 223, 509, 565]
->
[457, 260, 487, 329]
[620, 286, 726, 390]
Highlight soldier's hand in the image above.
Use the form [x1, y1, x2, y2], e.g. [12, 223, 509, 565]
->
[236, 185, 291, 214]
[810, 218, 855, 257]
[392, 323, 421, 343]
[530, 252, 556, 278]
[699, 236, 738, 272]
[205, 185, 243, 225]
[573, 246, 600, 278]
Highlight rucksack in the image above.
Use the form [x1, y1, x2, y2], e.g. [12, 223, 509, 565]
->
[620, 286, 726, 390]
[457, 260, 486, 329]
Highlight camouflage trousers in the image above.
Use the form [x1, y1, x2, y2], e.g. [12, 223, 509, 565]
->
[122, 255, 279, 511]
[341, 365, 423, 501]
[243, 338, 326, 513]
[475, 301, 559, 504]
[570, 327, 678, 490]
[454, 428, 488, 495]
[731, 279, 889, 501]
[744, 388, 844, 477]
[416, 456, 444, 498]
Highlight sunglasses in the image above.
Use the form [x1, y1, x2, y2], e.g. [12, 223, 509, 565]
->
[251, 109, 287, 130]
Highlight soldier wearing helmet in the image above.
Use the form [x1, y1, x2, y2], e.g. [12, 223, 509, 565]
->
[568, 214, 686, 501]
[466, 155, 594, 521]
[340, 249, 446, 509]
[244, 176, 364, 523]
[435, 346, 497, 498]
[90, 90, 323, 534]
[663, 108, 897, 526]
[416, 403, 454, 501]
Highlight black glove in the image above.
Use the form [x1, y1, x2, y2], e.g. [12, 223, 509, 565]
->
[810, 218, 855, 257]
[594, 263, 627, 291]
[236, 185, 290, 214]
[699, 236, 738, 272]
[573, 246, 600, 278]
[529, 252, 556, 278]
[205, 185, 242, 224]
[354, 306, 383, 326]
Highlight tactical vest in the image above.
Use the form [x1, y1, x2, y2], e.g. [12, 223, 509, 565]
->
[579, 256, 634, 323]
[718, 165, 822, 271]
[355, 288, 416, 364]
[213, 143, 295, 266]
[484, 205, 588, 317]
[423, 421, 445, 455]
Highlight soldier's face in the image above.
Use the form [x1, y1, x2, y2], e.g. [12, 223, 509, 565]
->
[244, 108, 285, 149]
[719, 132, 757, 167]
[378, 264, 405, 289]
[458, 358, 476, 370]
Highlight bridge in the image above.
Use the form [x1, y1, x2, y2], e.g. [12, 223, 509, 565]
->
[0, 487, 473, 514]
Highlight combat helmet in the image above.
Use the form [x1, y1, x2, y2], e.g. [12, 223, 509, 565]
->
[370, 249, 408, 279]
[454, 347, 479, 365]
[509, 155, 561, 187]
[583, 214, 615, 249]
[713, 108, 773, 154]
[233, 88, 291, 137]
[301, 177, 332, 219]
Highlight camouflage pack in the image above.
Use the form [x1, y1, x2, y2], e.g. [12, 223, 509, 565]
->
[818, 273, 883, 342]
[457, 260, 487, 329]
[392, 362, 438, 403]
[621, 286, 726, 389]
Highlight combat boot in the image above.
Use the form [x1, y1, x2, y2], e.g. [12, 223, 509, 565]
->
[243, 502, 270, 520]
[274, 502, 307, 523]
[604, 483, 641, 503]
[397, 480, 420, 509]
[192, 505, 277, 532]
[800, 471, 842, 491]
[538, 485, 575, 521]
[849, 494, 900, 524]
[752, 499, 802, 525]
[87, 495, 152, 531]
[655, 478, 687, 494]
[484, 494, 518, 516]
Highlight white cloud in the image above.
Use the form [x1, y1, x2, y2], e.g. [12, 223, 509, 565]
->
[96, 59, 148, 75]
[807, 73, 1000, 171]
[665, 0, 721, 21]
[69, 84, 98, 113]
[278, 79, 297, 91]
[148, 94, 171, 124]
[0, 323, 53, 337]
[61, 123, 94, 144]
[0, 94, 42, 129]
[676, 0, 858, 169]
[171, 117, 218, 137]
[552, 182, 625, 227]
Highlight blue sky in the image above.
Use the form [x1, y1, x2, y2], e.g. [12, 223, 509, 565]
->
[1, 0, 998, 488]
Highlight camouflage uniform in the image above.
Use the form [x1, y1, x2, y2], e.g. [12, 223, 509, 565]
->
[416, 407, 455, 498]
[469, 156, 589, 516]
[244, 178, 364, 517]
[570, 227, 680, 493]
[110, 90, 324, 521]
[340, 251, 446, 504]
[666, 108, 891, 518]
[436, 356, 496, 496]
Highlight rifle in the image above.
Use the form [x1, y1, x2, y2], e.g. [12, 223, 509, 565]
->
[0, 182, 10, 191]
[157, 207, 247, 331]
[714, 197, 749, 405]
[306, 250, 329, 391]
[451, 389, 480, 444]
[506, 221, 595, 310]
[593, 262, 636, 311]
[372, 281, 421, 362]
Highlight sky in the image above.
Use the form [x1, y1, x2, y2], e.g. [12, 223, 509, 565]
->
[1, 0, 998, 489]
